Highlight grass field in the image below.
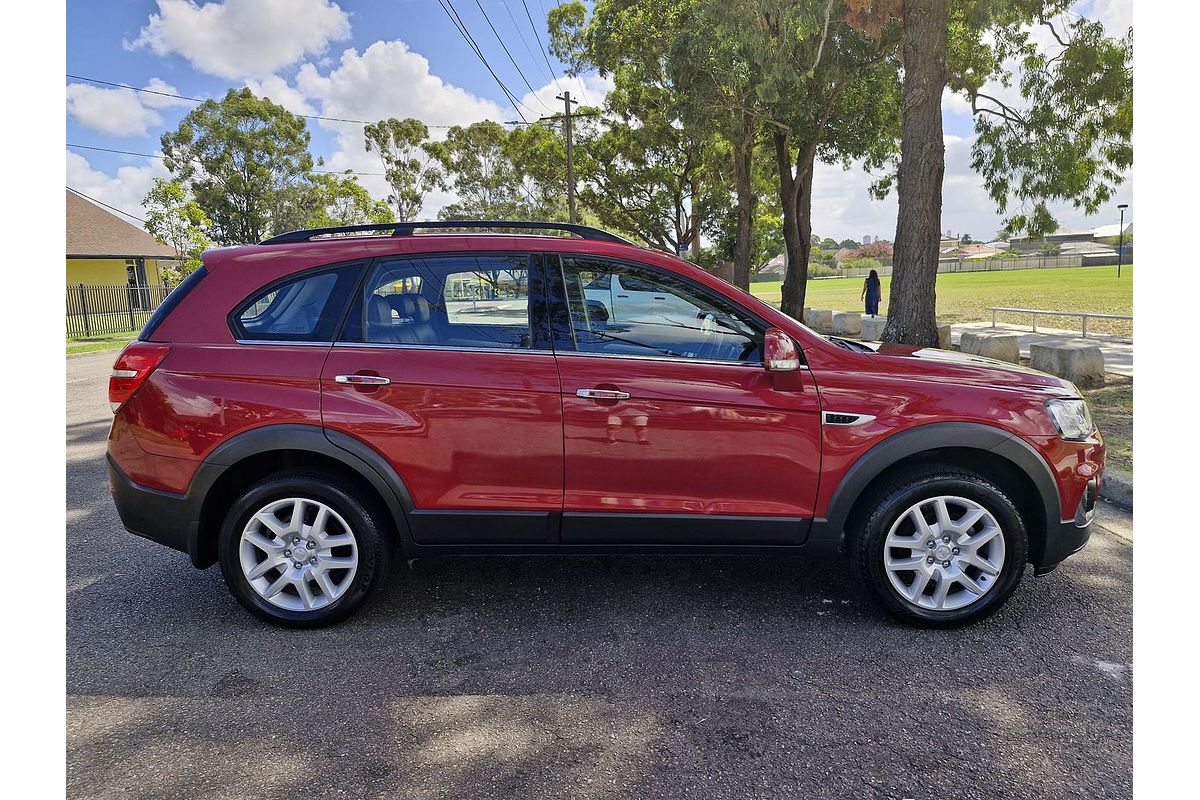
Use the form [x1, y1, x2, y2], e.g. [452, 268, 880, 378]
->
[751, 265, 1133, 336]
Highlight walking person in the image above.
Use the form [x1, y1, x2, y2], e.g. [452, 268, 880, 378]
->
[862, 268, 882, 317]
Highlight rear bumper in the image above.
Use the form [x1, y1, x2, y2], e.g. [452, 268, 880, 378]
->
[108, 455, 201, 562]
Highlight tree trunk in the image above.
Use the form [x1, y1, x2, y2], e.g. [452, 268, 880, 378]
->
[775, 132, 816, 320]
[731, 112, 755, 291]
[883, 0, 948, 347]
[690, 178, 702, 261]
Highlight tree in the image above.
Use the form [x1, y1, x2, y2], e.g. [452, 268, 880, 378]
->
[142, 179, 212, 283]
[272, 172, 394, 233]
[552, 1, 717, 259]
[838, 238, 863, 249]
[847, 0, 1132, 344]
[363, 118, 444, 221]
[429, 121, 531, 220]
[160, 88, 313, 245]
[574, 80, 710, 252]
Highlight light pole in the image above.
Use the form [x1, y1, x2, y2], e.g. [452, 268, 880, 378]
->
[1117, 203, 1129, 278]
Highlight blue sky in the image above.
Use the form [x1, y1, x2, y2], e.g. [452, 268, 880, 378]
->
[66, 0, 1131, 243]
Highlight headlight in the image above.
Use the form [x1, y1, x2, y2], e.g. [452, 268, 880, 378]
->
[1045, 398, 1095, 440]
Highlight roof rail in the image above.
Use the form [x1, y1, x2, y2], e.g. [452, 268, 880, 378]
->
[259, 220, 635, 246]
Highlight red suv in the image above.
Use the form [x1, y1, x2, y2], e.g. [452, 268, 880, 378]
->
[107, 221, 1103, 628]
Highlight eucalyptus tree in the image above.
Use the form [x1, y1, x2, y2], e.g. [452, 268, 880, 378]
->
[160, 88, 313, 245]
[363, 118, 445, 221]
[847, 0, 1132, 345]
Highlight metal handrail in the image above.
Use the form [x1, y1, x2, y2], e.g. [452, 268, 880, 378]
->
[986, 306, 1132, 337]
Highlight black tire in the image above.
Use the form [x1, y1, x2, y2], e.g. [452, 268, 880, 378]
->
[218, 470, 390, 628]
[849, 465, 1029, 628]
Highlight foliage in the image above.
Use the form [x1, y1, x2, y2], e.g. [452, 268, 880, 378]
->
[856, 241, 893, 258]
[160, 88, 313, 245]
[272, 172, 394, 233]
[840, 256, 882, 271]
[363, 118, 444, 221]
[428, 120, 567, 221]
[142, 179, 212, 283]
[807, 262, 840, 278]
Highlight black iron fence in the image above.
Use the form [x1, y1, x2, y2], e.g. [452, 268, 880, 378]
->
[66, 283, 174, 339]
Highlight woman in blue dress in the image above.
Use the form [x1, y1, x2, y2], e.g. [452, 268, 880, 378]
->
[862, 269, 882, 317]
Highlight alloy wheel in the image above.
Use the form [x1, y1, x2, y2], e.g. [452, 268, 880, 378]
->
[238, 497, 359, 612]
[882, 495, 1006, 612]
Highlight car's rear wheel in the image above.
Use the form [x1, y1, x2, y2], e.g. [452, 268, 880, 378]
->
[851, 466, 1028, 628]
[218, 471, 389, 628]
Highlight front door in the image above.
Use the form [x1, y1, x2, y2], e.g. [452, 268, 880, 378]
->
[321, 252, 563, 545]
[549, 254, 823, 545]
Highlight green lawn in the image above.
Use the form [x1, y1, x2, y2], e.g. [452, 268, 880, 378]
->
[751, 265, 1133, 336]
[1081, 375, 1132, 473]
[66, 334, 136, 355]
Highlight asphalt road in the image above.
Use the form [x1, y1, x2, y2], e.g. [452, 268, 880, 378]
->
[67, 349, 1132, 799]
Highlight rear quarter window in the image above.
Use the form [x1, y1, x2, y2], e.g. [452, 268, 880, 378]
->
[230, 262, 364, 343]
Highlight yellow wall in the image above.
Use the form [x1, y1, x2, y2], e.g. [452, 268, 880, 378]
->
[66, 258, 166, 286]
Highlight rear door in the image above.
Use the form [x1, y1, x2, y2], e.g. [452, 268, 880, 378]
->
[549, 254, 822, 545]
[320, 252, 564, 545]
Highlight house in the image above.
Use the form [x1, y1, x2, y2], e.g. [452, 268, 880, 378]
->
[66, 189, 177, 287]
[758, 253, 787, 278]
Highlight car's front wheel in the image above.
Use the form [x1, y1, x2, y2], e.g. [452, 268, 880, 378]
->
[851, 466, 1029, 628]
[218, 471, 390, 628]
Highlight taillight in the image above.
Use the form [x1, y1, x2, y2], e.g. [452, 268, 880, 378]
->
[109, 342, 171, 412]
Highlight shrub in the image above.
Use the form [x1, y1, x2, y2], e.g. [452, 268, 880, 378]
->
[808, 262, 840, 278]
[840, 257, 882, 272]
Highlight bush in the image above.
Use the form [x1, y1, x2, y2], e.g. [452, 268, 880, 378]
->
[808, 262, 840, 278]
[840, 257, 882, 272]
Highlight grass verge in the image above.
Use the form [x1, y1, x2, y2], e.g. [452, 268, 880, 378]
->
[1081, 375, 1132, 473]
[67, 334, 136, 355]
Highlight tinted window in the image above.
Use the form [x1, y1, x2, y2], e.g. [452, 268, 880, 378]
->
[557, 257, 763, 363]
[342, 254, 535, 350]
[232, 263, 362, 342]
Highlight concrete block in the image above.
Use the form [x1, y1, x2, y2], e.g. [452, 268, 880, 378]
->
[937, 323, 952, 349]
[832, 312, 862, 336]
[860, 315, 887, 341]
[805, 309, 832, 332]
[960, 330, 1020, 363]
[1029, 340, 1106, 387]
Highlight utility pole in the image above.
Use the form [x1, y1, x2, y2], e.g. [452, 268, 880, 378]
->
[1116, 203, 1129, 278]
[557, 91, 578, 224]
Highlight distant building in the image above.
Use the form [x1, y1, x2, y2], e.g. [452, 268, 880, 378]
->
[863, 235, 872, 245]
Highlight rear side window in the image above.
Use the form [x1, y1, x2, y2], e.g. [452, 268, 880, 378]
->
[139, 265, 207, 341]
[232, 262, 363, 342]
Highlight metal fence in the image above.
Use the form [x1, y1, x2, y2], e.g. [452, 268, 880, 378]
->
[66, 283, 174, 339]
[835, 253, 1126, 279]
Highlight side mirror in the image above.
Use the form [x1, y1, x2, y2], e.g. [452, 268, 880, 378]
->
[764, 328, 800, 371]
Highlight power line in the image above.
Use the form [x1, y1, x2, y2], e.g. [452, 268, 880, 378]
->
[67, 142, 387, 178]
[66, 73, 532, 128]
[67, 186, 146, 224]
[436, 0, 530, 122]
[523, 0, 564, 95]
[504, 0, 560, 92]
[472, 0, 554, 111]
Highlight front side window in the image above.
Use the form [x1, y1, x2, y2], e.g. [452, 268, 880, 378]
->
[557, 257, 764, 363]
[232, 263, 362, 342]
[342, 254, 536, 350]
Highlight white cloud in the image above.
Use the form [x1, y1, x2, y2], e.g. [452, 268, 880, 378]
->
[243, 76, 316, 116]
[66, 151, 170, 227]
[66, 79, 189, 137]
[129, 0, 351, 79]
[517, 72, 614, 118]
[806, 133, 1131, 243]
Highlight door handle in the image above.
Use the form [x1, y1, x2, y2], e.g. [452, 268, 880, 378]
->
[576, 388, 630, 400]
[335, 374, 391, 386]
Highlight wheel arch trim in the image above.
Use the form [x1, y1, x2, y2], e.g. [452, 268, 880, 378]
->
[188, 424, 415, 566]
[809, 422, 1061, 549]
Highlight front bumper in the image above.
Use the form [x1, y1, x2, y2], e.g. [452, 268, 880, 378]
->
[1034, 474, 1099, 575]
